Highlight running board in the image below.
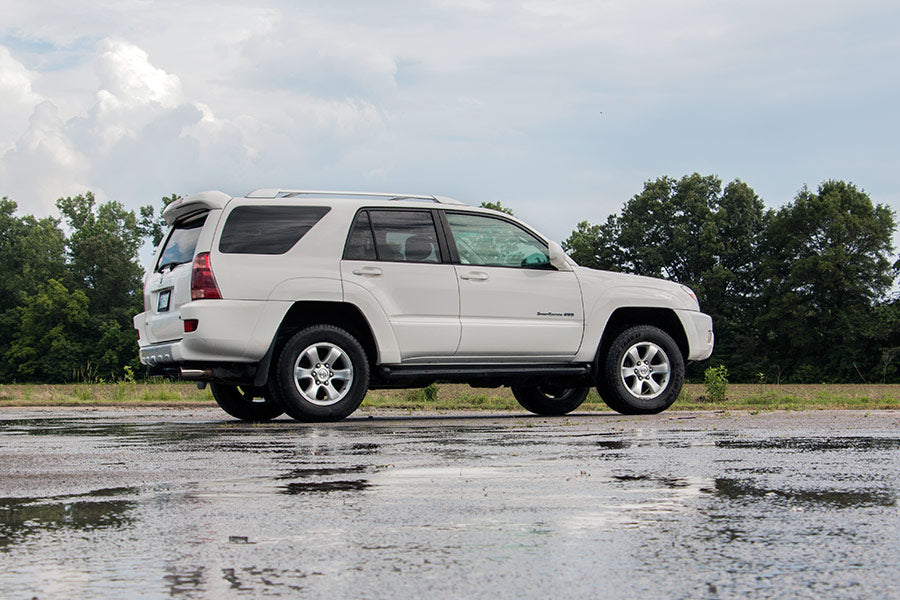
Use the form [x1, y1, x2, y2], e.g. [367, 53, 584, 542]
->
[379, 363, 592, 382]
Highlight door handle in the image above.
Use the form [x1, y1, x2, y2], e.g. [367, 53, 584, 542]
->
[352, 266, 383, 276]
[459, 271, 488, 281]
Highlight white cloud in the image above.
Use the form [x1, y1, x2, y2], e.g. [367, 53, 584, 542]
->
[0, 100, 90, 213]
[0, 0, 896, 243]
[0, 45, 41, 154]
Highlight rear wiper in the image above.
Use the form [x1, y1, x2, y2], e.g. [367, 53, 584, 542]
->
[157, 260, 184, 273]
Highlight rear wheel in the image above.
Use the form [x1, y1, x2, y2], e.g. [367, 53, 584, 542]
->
[269, 325, 369, 422]
[511, 384, 590, 416]
[599, 325, 684, 414]
[210, 383, 284, 421]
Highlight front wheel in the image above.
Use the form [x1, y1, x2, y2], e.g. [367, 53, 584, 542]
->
[268, 325, 369, 422]
[599, 325, 684, 415]
[210, 383, 284, 421]
[511, 384, 590, 416]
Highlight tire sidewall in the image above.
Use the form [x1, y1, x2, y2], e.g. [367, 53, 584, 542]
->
[603, 326, 684, 414]
[272, 325, 369, 421]
[511, 385, 590, 416]
[210, 383, 283, 421]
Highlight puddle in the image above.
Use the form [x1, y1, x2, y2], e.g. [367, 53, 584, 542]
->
[713, 478, 896, 508]
[281, 480, 371, 494]
[0, 487, 137, 550]
[715, 437, 900, 452]
[277, 465, 370, 479]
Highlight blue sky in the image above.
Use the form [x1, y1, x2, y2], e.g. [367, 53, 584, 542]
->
[1, 0, 898, 261]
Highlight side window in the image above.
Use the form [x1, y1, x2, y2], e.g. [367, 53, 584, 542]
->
[446, 213, 550, 269]
[361, 210, 441, 263]
[219, 206, 331, 254]
[343, 211, 377, 260]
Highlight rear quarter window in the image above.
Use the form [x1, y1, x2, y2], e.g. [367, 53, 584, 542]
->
[219, 206, 331, 254]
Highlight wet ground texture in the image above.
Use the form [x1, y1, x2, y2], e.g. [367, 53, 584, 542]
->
[1, 408, 898, 599]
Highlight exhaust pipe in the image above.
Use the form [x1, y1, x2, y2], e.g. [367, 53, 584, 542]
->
[179, 368, 210, 380]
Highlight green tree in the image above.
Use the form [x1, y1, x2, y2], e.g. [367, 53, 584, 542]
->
[6, 280, 89, 382]
[479, 201, 514, 215]
[140, 193, 181, 247]
[563, 216, 623, 271]
[0, 198, 67, 381]
[757, 181, 895, 382]
[56, 192, 146, 380]
[57, 192, 144, 317]
[563, 174, 767, 379]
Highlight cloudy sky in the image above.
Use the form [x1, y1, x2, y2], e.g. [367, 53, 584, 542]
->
[1, 0, 898, 255]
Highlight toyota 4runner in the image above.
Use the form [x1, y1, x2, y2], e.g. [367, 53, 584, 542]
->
[134, 189, 714, 421]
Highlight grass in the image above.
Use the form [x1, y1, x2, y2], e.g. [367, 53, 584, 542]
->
[0, 381, 897, 411]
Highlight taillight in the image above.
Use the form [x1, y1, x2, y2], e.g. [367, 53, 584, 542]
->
[191, 252, 221, 300]
[184, 319, 199, 332]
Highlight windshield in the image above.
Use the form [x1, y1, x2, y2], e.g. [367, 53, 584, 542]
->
[156, 215, 206, 271]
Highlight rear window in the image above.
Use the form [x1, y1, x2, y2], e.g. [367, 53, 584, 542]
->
[157, 215, 207, 272]
[219, 206, 331, 254]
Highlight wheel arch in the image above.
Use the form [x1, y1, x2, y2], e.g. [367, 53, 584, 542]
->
[592, 307, 689, 374]
[267, 301, 379, 380]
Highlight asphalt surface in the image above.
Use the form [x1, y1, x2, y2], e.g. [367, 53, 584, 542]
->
[1, 408, 898, 599]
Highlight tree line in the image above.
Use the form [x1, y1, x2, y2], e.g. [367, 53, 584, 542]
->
[563, 174, 898, 383]
[1, 174, 897, 384]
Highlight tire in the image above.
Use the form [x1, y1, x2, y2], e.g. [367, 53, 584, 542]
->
[511, 384, 590, 416]
[210, 383, 284, 422]
[268, 325, 369, 422]
[598, 325, 685, 415]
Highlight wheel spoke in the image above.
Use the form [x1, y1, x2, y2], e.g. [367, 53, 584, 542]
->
[295, 366, 313, 380]
[324, 347, 343, 366]
[643, 345, 658, 364]
[303, 346, 320, 366]
[323, 382, 341, 400]
[621, 366, 637, 380]
[646, 378, 662, 394]
[626, 347, 641, 365]
[654, 363, 669, 375]
[300, 379, 317, 397]
[331, 368, 352, 382]
[628, 378, 643, 396]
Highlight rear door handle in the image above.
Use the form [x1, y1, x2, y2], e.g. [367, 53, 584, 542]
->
[459, 271, 489, 281]
[352, 266, 383, 276]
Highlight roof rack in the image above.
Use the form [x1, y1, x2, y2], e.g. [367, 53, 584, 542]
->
[245, 188, 465, 205]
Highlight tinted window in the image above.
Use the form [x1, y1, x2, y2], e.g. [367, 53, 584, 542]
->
[157, 215, 207, 271]
[219, 206, 331, 254]
[367, 210, 441, 263]
[446, 213, 550, 269]
[343, 211, 377, 260]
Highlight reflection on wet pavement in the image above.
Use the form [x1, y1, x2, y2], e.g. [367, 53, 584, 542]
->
[0, 409, 898, 598]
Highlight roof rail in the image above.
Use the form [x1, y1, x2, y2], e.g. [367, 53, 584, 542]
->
[245, 188, 465, 205]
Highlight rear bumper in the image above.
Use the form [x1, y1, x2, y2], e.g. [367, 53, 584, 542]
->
[674, 309, 714, 361]
[134, 299, 291, 364]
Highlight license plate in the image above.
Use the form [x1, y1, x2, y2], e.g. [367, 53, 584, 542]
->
[157, 290, 171, 312]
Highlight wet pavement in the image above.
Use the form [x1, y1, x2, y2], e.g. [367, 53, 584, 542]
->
[0, 408, 898, 599]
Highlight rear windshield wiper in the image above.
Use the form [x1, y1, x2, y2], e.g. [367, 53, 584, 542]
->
[157, 260, 185, 273]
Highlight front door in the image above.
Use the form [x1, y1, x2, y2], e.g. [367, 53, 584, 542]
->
[443, 212, 584, 358]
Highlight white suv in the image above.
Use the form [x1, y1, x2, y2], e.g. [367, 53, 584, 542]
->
[134, 189, 713, 421]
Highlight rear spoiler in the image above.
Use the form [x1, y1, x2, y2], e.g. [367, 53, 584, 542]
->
[162, 191, 232, 225]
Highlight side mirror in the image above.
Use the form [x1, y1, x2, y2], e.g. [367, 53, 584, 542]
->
[548, 241, 573, 271]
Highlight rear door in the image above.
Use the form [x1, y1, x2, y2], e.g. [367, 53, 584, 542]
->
[443, 212, 584, 358]
[340, 209, 460, 360]
[143, 213, 207, 344]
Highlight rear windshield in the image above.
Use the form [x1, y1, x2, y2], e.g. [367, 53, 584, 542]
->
[218, 206, 331, 254]
[156, 215, 207, 272]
